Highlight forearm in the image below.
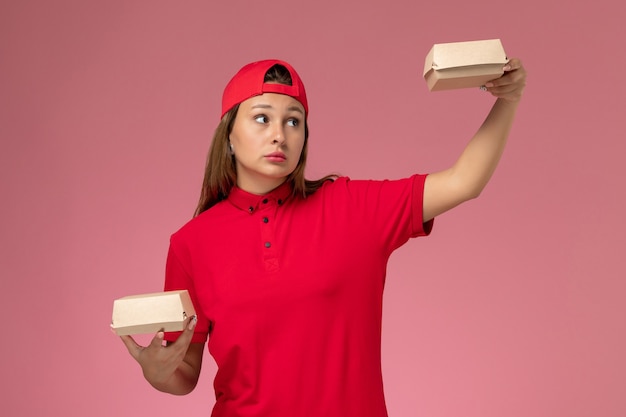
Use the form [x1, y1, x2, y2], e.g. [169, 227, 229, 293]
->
[452, 98, 519, 198]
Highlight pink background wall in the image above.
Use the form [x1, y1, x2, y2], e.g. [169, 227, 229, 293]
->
[1, 1, 624, 416]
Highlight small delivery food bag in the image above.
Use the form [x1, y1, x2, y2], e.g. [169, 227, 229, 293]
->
[423, 39, 508, 91]
[111, 290, 196, 336]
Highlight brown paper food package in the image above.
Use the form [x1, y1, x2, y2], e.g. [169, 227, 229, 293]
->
[111, 290, 196, 336]
[423, 39, 508, 91]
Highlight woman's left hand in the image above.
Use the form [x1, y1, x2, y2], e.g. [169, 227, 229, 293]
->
[483, 58, 527, 102]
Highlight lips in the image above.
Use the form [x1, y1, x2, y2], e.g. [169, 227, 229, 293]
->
[265, 152, 286, 161]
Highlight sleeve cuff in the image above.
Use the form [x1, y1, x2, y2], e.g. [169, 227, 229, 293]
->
[412, 174, 434, 237]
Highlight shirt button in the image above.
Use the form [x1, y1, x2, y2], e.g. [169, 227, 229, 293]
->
[277, 199, 283, 205]
[262, 217, 269, 223]
[248, 206, 254, 212]
[264, 242, 271, 248]
[262, 198, 269, 204]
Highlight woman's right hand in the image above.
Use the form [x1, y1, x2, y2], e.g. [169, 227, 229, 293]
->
[118, 315, 204, 395]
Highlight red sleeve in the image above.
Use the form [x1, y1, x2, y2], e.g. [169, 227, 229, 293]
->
[411, 173, 434, 238]
[332, 174, 434, 254]
[162, 237, 209, 343]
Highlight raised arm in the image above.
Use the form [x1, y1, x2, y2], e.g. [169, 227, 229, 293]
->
[423, 58, 527, 222]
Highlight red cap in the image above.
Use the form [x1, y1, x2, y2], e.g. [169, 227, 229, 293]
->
[221, 59, 308, 119]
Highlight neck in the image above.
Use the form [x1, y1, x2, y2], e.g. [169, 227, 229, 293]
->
[236, 177, 288, 195]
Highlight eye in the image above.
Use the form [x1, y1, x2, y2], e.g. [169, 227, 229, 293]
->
[287, 118, 299, 127]
[254, 114, 268, 124]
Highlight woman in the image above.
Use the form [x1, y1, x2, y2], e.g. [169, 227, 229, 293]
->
[119, 58, 527, 416]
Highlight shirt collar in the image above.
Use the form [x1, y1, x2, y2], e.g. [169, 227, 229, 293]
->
[227, 181, 293, 213]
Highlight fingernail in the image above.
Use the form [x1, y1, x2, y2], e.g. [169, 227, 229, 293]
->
[503, 65, 511, 71]
[188, 315, 197, 330]
[485, 82, 494, 88]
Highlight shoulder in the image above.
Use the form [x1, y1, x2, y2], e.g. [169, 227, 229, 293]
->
[315, 175, 424, 195]
[170, 200, 231, 245]
[299, 175, 421, 209]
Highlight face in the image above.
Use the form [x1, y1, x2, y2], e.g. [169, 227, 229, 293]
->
[229, 93, 306, 194]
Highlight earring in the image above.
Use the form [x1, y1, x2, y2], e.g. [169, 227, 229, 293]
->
[229, 143, 234, 155]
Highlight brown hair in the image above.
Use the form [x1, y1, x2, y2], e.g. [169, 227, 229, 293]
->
[194, 65, 336, 216]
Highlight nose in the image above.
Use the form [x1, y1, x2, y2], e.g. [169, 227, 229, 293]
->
[271, 125, 286, 145]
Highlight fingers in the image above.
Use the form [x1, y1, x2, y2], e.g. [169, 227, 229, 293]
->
[485, 58, 525, 86]
[119, 334, 142, 359]
[187, 315, 198, 331]
[118, 329, 166, 361]
[171, 315, 197, 348]
[148, 330, 166, 349]
[481, 58, 527, 101]
[116, 317, 199, 388]
[504, 58, 523, 72]
[116, 316, 197, 364]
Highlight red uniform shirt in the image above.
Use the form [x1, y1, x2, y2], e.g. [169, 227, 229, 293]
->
[164, 175, 433, 416]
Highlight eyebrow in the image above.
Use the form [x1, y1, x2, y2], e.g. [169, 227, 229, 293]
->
[250, 103, 304, 115]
